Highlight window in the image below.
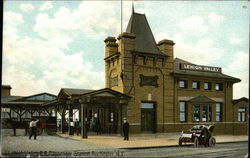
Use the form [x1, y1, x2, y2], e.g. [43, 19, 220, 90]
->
[216, 103, 222, 121]
[215, 83, 223, 91]
[192, 81, 200, 89]
[179, 80, 188, 88]
[238, 108, 246, 122]
[179, 102, 186, 122]
[194, 105, 212, 122]
[193, 106, 200, 122]
[204, 82, 211, 90]
[201, 105, 212, 121]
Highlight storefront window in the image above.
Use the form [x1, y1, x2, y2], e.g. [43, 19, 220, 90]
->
[193, 106, 200, 122]
[179, 102, 186, 122]
[194, 105, 212, 122]
[238, 108, 246, 122]
[216, 103, 222, 121]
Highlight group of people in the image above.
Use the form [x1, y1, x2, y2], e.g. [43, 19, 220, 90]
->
[28, 117, 130, 141]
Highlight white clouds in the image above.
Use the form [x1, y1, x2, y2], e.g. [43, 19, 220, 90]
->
[229, 37, 242, 45]
[208, 12, 224, 25]
[154, 32, 170, 42]
[40, 1, 53, 11]
[179, 16, 207, 34]
[223, 52, 249, 99]
[20, 3, 34, 12]
[4, 11, 24, 26]
[172, 34, 223, 65]
[3, 10, 105, 96]
[34, 1, 146, 39]
[34, 2, 120, 39]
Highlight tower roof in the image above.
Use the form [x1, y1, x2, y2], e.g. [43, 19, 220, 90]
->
[126, 12, 163, 55]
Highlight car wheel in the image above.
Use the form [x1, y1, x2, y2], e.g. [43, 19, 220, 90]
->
[194, 137, 199, 147]
[209, 137, 216, 147]
[179, 138, 183, 146]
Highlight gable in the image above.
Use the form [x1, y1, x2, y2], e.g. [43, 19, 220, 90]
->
[92, 92, 117, 97]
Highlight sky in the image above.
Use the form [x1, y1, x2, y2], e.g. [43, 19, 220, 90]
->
[2, 1, 249, 99]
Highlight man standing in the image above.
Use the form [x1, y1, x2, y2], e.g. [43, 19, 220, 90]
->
[123, 118, 129, 141]
[29, 118, 39, 140]
[74, 119, 80, 136]
[95, 119, 101, 135]
[200, 126, 211, 147]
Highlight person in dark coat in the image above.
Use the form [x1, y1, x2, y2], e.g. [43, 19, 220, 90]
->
[123, 119, 129, 140]
[200, 126, 211, 147]
[74, 119, 80, 136]
[29, 118, 39, 140]
[95, 119, 101, 135]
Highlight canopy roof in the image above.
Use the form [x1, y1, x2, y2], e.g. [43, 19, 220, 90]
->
[188, 95, 216, 103]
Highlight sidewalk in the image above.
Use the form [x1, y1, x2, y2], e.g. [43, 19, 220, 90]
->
[57, 133, 248, 149]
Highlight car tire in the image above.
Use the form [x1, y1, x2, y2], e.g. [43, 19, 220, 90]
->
[194, 137, 199, 147]
[209, 137, 216, 147]
[179, 138, 183, 146]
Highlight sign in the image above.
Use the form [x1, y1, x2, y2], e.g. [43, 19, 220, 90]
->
[181, 63, 221, 73]
[140, 74, 158, 87]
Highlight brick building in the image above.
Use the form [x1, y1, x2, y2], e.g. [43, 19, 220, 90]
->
[104, 11, 248, 134]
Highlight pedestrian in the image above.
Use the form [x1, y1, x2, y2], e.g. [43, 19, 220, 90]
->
[29, 118, 39, 140]
[74, 119, 80, 136]
[200, 126, 211, 147]
[123, 118, 129, 141]
[95, 119, 101, 135]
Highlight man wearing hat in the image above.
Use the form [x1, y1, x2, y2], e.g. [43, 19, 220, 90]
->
[123, 118, 129, 140]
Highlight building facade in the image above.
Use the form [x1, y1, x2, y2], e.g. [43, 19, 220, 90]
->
[104, 11, 248, 135]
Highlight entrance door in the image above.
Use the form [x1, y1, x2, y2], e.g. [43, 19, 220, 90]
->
[87, 108, 105, 132]
[141, 102, 156, 132]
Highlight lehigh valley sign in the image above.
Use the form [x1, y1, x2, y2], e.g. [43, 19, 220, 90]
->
[181, 63, 221, 73]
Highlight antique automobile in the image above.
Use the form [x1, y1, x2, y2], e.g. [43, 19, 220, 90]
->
[178, 125, 216, 147]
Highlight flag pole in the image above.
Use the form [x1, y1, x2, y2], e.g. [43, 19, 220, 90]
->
[121, 0, 123, 34]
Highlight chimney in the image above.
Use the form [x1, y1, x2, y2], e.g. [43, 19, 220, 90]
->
[157, 39, 175, 60]
[2, 85, 12, 96]
[104, 36, 118, 58]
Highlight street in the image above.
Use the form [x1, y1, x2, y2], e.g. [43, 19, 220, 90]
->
[121, 142, 248, 158]
[0, 135, 248, 157]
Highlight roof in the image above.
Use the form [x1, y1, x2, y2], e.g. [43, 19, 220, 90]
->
[2, 85, 12, 89]
[1, 95, 23, 103]
[233, 97, 249, 104]
[173, 58, 241, 82]
[126, 12, 163, 55]
[188, 96, 216, 103]
[58, 88, 95, 98]
[13, 92, 57, 101]
[78, 88, 131, 99]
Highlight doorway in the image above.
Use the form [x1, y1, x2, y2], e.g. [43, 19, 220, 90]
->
[141, 102, 156, 133]
[87, 108, 104, 133]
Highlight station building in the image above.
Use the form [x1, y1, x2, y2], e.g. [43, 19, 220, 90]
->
[103, 10, 248, 135]
[1, 11, 248, 135]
